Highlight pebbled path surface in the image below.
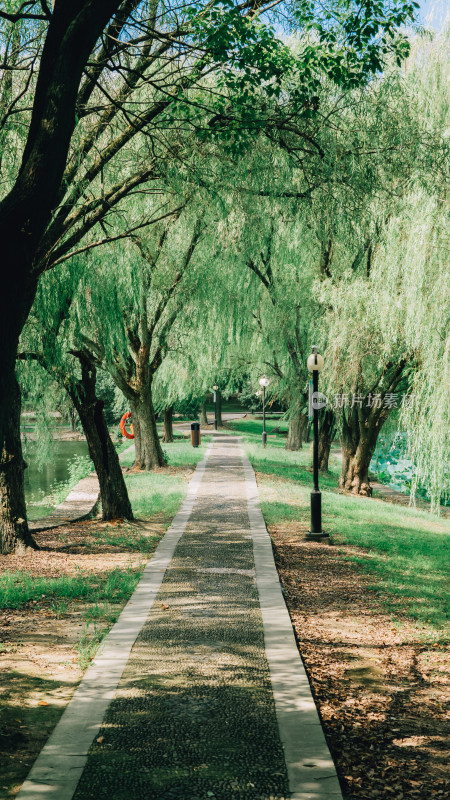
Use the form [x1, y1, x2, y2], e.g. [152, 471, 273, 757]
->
[73, 436, 289, 800]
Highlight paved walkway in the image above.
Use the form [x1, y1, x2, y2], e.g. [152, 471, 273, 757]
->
[18, 435, 342, 800]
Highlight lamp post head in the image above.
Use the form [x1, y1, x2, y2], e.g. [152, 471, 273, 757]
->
[213, 385, 218, 391]
[259, 375, 270, 388]
[307, 346, 324, 373]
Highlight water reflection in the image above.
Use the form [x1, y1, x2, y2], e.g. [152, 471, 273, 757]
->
[23, 439, 90, 515]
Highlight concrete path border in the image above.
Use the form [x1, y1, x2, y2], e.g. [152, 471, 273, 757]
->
[17, 442, 212, 800]
[241, 445, 343, 800]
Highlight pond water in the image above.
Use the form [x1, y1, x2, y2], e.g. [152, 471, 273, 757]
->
[23, 439, 90, 519]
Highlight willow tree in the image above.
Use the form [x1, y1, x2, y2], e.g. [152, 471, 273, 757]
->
[319, 31, 449, 497]
[18, 260, 133, 527]
[196, 55, 425, 452]
[150, 224, 264, 426]
[398, 33, 449, 511]
[384, 198, 448, 511]
[0, 0, 421, 550]
[212, 30, 444, 477]
[74, 205, 206, 470]
[321, 187, 447, 498]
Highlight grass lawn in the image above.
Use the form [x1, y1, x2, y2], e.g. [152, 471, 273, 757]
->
[228, 417, 450, 635]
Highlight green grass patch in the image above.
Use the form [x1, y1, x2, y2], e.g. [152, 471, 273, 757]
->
[234, 417, 342, 492]
[0, 565, 144, 670]
[27, 503, 56, 521]
[244, 437, 450, 634]
[125, 471, 185, 522]
[226, 416, 289, 438]
[81, 524, 160, 552]
[0, 565, 140, 611]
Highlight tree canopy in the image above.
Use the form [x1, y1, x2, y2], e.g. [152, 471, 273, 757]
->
[2, 1, 448, 553]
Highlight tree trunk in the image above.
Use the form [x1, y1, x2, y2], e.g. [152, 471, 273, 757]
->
[70, 405, 78, 432]
[132, 384, 166, 470]
[128, 401, 142, 467]
[199, 402, 208, 426]
[286, 410, 308, 451]
[0, 374, 37, 554]
[0, 3, 125, 550]
[0, 275, 40, 553]
[216, 390, 223, 427]
[162, 406, 174, 443]
[338, 405, 386, 496]
[68, 359, 133, 521]
[318, 409, 337, 473]
[338, 439, 375, 496]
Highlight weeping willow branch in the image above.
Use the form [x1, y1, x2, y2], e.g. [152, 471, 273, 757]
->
[48, 204, 186, 268]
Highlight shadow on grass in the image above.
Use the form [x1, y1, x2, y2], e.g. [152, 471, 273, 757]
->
[254, 468, 450, 632]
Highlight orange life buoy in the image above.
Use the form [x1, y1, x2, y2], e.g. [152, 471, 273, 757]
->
[120, 411, 134, 439]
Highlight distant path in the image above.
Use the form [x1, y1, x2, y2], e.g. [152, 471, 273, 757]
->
[28, 414, 248, 533]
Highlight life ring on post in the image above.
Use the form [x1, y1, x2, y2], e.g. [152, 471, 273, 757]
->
[120, 411, 134, 439]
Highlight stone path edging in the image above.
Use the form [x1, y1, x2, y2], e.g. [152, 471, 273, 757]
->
[241, 445, 343, 800]
[17, 442, 213, 800]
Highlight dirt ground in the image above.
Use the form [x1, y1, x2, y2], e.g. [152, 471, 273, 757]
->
[268, 519, 449, 800]
[0, 519, 161, 798]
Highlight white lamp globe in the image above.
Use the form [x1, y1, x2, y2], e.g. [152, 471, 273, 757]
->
[213, 385, 218, 391]
[259, 375, 270, 388]
[307, 348, 324, 373]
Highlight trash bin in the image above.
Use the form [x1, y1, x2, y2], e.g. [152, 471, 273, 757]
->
[191, 422, 201, 447]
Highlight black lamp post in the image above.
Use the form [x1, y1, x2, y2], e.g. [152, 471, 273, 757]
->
[213, 385, 218, 430]
[306, 346, 329, 541]
[259, 375, 270, 447]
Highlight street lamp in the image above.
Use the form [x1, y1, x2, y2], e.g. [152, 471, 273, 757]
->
[259, 375, 270, 447]
[213, 385, 218, 430]
[306, 346, 328, 540]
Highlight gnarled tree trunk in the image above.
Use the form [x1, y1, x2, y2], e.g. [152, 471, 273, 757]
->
[68, 357, 133, 521]
[131, 384, 166, 470]
[286, 410, 308, 451]
[339, 440, 375, 496]
[0, 374, 37, 554]
[318, 409, 337, 473]
[162, 406, 174, 443]
[199, 402, 208, 426]
[338, 405, 387, 496]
